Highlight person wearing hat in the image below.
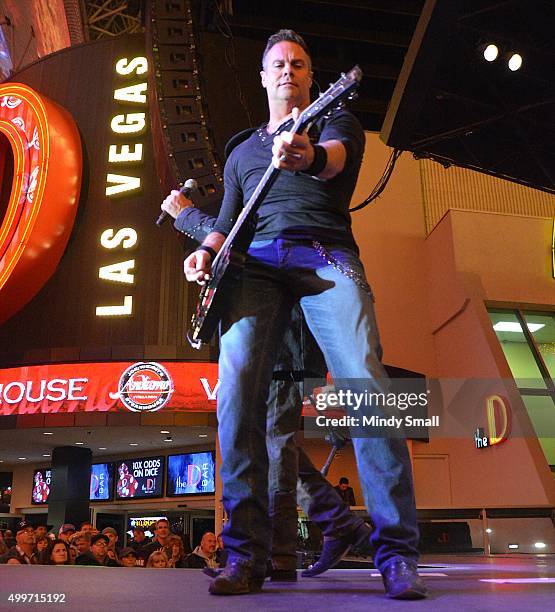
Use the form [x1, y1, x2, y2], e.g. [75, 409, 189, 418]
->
[119, 547, 139, 567]
[58, 523, 76, 543]
[0, 521, 38, 564]
[101, 526, 122, 561]
[75, 533, 119, 566]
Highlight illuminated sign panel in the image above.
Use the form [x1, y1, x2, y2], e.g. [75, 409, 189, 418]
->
[166, 451, 216, 496]
[31, 468, 51, 505]
[474, 394, 511, 449]
[0, 83, 82, 325]
[0, 361, 218, 415]
[116, 456, 164, 499]
[96, 56, 148, 317]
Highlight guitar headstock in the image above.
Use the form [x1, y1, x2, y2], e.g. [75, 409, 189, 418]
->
[294, 66, 363, 133]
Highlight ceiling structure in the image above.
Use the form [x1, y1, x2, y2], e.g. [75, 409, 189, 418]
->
[210, 0, 426, 132]
[381, 0, 555, 194]
[0, 426, 216, 467]
[210, 0, 555, 192]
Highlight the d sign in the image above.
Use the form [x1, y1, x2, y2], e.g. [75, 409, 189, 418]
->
[0, 83, 82, 325]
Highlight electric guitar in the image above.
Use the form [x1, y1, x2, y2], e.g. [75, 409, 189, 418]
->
[187, 66, 363, 348]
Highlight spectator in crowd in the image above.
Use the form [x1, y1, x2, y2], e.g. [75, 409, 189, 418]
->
[75, 533, 119, 567]
[35, 536, 49, 555]
[146, 550, 169, 568]
[71, 532, 91, 555]
[0, 522, 37, 564]
[5, 553, 22, 565]
[102, 527, 121, 562]
[186, 532, 218, 569]
[167, 535, 187, 568]
[119, 547, 139, 567]
[69, 545, 79, 564]
[41, 539, 71, 566]
[129, 525, 150, 551]
[334, 477, 357, 506]
[58, 524, 76, 543]
[34, 522, 51, 540]
[3, 530, 15, 548]
[138, 519, 172, 563]
[80, 522, 94, 534]
[0, 531, 8, 556]
[215, 533, 227, 567]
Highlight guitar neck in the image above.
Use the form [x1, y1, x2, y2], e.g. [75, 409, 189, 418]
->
[212, 161, 280, 268]
[211, 118, 304, 269]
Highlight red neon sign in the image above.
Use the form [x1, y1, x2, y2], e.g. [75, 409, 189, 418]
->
[0, 361, 219, 416]
[0, 83, 82, 324]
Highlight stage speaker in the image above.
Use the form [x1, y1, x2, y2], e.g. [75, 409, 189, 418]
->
[147, 0, 223, 209]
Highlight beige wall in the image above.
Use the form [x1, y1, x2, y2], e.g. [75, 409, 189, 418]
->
[352, 134, 435, 376]
[346, 133, 555, 509]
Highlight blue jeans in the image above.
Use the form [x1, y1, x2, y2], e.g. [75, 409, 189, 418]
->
[267, 378, 364, 570]
[218, 239, 419, 576]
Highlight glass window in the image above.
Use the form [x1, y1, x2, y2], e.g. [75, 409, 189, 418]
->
[488, 310, 546, 389]
[522, 312, 555, 380]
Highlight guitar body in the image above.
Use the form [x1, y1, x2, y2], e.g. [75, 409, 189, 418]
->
[187, 247, 246, 348]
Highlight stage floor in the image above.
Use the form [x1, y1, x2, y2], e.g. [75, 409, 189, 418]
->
[1, 554, 554, 611]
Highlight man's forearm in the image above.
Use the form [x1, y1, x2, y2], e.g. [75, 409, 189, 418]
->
[202, 231, 226, 253]
[317, 139, 347, 179]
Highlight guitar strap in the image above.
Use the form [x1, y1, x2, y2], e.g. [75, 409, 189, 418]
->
[223, 127, 257, 160]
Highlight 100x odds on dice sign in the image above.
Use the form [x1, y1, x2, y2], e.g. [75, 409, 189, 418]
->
[0, 361, 219, 415]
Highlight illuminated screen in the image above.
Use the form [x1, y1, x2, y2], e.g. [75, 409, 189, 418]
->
[166, 451, 215, 496]
[115, 456, 164, 499]
[31, 468, 51, 505]
[90, 462, 114, 501]
[128, 515, 167, 539]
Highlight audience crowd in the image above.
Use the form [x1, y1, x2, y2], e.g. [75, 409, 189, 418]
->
[0, 519, 223, 569]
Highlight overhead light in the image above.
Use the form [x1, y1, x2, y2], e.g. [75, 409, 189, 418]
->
[18, 457, 27, 460]
[493, 322, 544, 333]
[163, 437, 173, 442]
[198, 434, 208, 438]
[534, 542, 547, 549]
[42, 454, 51, 457]
[483, 44, 499, 62]
[507, 53, 523, 71]
[0, 460, 3, 463]
[75, 442, 84, 445]
[129, 443, 139, 446]
[43, 432, 54, 435]
[98, 447, 107, 450]
[160, 430, 170, 434]
[485, 528, 493, 534]
[508, 543, 519, 549]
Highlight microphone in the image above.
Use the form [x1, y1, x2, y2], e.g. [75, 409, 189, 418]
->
[156, 178, 198, 226]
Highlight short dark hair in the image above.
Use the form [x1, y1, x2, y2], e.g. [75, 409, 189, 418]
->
[262, 29, 311, 69]
[339, 477, 350, 485]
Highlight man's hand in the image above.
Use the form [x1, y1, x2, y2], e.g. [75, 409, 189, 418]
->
[161, 189, 194, 220]
[271, 107, 347, 178]
[184, 250, 212, 285]
[272, 108, 314, 172]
